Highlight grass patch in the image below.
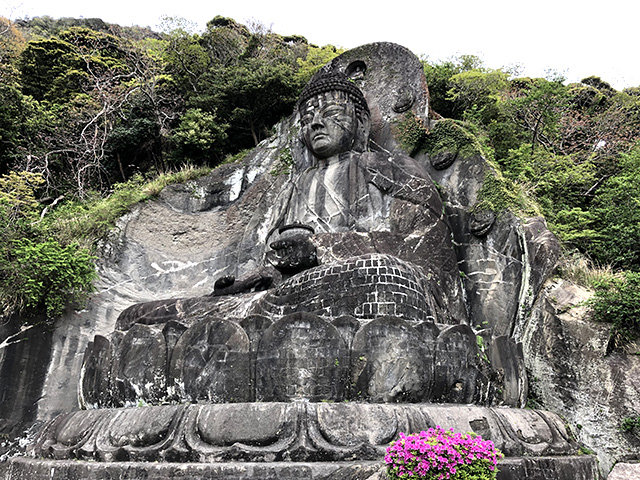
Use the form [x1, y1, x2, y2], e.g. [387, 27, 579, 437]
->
[42, 165, 212, 248]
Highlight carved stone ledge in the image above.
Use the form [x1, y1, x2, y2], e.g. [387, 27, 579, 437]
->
[3, 455, 600, 480]
[32, 402, 581, 464]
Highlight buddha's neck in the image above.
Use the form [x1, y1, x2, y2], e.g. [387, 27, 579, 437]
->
[315, 151, 352, 168]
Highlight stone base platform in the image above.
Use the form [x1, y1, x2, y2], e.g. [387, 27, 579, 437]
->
[7, 402, 601, 479]
[29, 402, 587, 463]
[1, 456, 600, 480]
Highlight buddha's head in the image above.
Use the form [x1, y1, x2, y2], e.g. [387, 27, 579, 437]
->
[297, 71, 371, 159]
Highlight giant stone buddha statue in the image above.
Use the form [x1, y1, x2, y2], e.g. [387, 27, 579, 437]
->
[26, 44, 596, 479]
[81, 68, 493, 407]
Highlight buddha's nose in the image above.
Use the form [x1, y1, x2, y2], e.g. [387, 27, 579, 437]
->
[310, 111, 324, 129]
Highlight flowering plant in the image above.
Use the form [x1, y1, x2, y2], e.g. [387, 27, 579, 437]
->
[384, 426, 503, 480]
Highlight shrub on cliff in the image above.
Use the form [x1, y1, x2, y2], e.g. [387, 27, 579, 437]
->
[589, 271, 640, 352]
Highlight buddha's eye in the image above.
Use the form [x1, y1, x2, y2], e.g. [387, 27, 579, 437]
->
[321, 106, 344, 118]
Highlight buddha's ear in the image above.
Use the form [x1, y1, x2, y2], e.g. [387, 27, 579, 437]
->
[353, 110, 371, 152]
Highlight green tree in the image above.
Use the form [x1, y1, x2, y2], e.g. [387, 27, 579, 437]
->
[422, 54, 484, 118]
[0, 16, 25, 82]
[18, 37, 87, 102]
[211, 59, 300, 146]
[589, 271, 640, 350]
[170, 108, 228, 164]
[296, 44, 341, 85]
[588, 148, 640, 269]
[200, 16, 250, 66]
[448, 69, 509, 121]
[0, 171, 96, 320]
[1, 238, 96, 318]
[502, 75, 570, 156]
[158, 17, 209, 93]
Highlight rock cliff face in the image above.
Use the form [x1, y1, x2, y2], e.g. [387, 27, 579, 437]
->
[0, 42, 636, 480]
[522, 279, 640, 473]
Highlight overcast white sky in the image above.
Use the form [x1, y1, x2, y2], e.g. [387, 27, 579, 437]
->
[3, 0, 638, 90]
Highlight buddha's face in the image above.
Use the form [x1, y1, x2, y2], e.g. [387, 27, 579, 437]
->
[300, 91, 358, 159]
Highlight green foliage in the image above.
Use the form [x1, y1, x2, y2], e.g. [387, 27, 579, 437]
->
[159, 19, 209, 92]
[533, 147, 640, 269]
[395, 113, 429, 155]
[0, 171, 96, 319]
[580, 76, 617, 98]
[18, 27, 128, 103]
[0, 165, 211, 321]
[170, 108, 228, 164]
[502, 76, 569, 155]
[588, 271, 640, 350]
[295, 45, 342, 85]
[620, 415, 640, 434]
[448, 69, 509, 121]
[18, 37, 86, 102]
[195, 58, 301, 148]
[270, 148, 294, 176]
[474, 170, 526, 214]
[1, 239, 96, 318]
[587, 149, 640, 269]
[0, 84, 42, 173]
[423, 118, 483, 158]
[422, 54, 485, 118]
[0, 16, 26, 78]
[0, 171, 44, 227]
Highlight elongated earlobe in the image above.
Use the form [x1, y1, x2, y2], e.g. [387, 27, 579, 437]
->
[353, 112, 371, 152]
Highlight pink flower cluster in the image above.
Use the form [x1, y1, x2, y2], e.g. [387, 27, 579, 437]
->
[384, 426, 503, 480]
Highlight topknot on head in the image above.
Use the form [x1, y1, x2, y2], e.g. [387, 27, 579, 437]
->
[297, 70, 370, 117]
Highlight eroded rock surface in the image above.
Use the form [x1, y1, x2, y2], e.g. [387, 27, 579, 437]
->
[523, 278, 640, 474]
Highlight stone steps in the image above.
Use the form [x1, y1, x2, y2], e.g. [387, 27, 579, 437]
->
[1, 456, 599, 480]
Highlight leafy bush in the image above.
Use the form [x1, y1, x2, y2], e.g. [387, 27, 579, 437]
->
[385, 427, 503, 480]
[587, 149, 640, 269]
[395, 113, 429, 155]
[620, 415, 640, 434]
[423, 119, 483, 159]
[588, 271, 640, 350]
[170, 108, 228, 164]
[1, 238, 96, 318]
[0, 166, 212, 321]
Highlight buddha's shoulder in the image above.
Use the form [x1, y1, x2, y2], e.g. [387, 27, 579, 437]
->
[358, 151, 429, 178]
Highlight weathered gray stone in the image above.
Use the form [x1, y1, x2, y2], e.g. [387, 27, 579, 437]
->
[327, 43, 430, 156]
[169, 318, 251, 403]
[0, 457, 601, 480]
[0, 318, 52, 438]
[486, 335, 528, 407]
[29, 402, 585, 463]
[253, 253, 449, 325]
[79, 335, 113, 409]
[524, 217, 562, 295]
[256, 313, 348, 402]
[112, 324, 167, 405]
[522, 278, 640, 474]
[607, 462, 640, 479]
[351, 316, 430, 402]
[433, 324, 484, 404]
[420, 149, 562, 338]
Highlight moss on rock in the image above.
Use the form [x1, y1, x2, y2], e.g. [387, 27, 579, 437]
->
[424, 119, 483, 159]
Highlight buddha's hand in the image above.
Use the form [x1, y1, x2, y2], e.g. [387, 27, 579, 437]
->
[266, 234, 318, 274]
